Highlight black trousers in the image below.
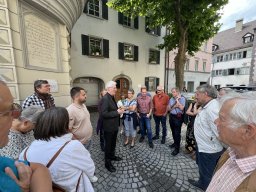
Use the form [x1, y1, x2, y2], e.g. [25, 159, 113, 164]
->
[169, 115, 183, 150]
[104, 130, 118, 162]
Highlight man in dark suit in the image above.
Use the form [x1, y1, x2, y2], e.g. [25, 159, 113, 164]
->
[101, 81, 124, 172]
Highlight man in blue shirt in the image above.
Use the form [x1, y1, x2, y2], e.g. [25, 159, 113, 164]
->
[168, 87, 186, 156]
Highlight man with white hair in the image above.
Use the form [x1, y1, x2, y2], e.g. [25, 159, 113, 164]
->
[207, 92, 256, 191]
[101, 81, 124, 172]
[188, 84, 224, 190]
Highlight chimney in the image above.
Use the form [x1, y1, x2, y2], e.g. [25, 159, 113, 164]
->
[235, 19, 243, 32]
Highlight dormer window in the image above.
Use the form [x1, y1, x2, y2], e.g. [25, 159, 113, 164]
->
[243, 33, 254, 44]
[212, 44, 219, 52]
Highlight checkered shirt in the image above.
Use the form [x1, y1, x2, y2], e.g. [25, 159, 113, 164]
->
[206, 148, 256, 192]
[22, 93, 55, 109]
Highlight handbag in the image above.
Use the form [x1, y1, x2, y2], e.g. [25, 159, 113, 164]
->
[24, 141, 82, 192]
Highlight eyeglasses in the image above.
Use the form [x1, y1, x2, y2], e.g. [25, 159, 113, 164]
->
[0, 103, 22, 119]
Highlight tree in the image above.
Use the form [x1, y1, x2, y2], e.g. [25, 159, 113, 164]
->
[108, 0, 228, 90]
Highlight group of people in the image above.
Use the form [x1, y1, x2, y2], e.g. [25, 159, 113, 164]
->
[0, 79, 97, 191]
[1, 78, 256, 192]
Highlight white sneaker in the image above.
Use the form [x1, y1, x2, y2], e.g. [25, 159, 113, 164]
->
[89, 175, 98, 183]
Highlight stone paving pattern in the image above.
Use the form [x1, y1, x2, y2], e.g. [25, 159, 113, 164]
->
[89, 112, 203, 192]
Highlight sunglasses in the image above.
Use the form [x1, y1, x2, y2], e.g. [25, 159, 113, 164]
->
[0, 103, 22, 119]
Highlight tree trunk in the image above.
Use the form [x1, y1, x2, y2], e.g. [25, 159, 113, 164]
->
[174, 30, 188, 90]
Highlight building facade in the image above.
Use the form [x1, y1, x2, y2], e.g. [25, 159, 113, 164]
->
[211, 19, 256, 89]
[0, 0, 85, 106]
[166, 40, 213, 93]
[70, 0, 165, 106]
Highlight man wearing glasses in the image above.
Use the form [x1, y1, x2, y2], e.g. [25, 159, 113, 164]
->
[0, 80, 52, 191]
[152, 85, 169, 144]
[22, 80, 55, 109]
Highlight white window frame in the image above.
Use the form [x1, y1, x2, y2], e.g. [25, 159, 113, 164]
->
[124, 44, 134, 60]
[89, 37, 103, 56]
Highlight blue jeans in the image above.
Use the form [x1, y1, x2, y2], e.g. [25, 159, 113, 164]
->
[139, 114, 152, 142]
[153, 115, 167, 137]
[196, 149, 224, 190]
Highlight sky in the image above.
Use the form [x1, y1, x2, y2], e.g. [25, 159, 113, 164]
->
[219, 0, 256, 31]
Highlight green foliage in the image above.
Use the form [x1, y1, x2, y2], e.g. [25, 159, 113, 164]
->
[108, 0, 228, 88]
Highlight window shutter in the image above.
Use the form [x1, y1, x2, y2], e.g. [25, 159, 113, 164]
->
[157, 27, 161, 36]
[102, 0, 108, 20]
[145, 77, 149, 90]
[103, 39, 109, 58]
[118, 42, 124, 60]
[156, 78, 160, 87]
[157, 50, 160, 64]
[81, 34, 89, 55]
[134, 17, 139, 29]
[83, 1, 88, 14]
[134, 46, 139, 61]
[118, 12, 123, 24]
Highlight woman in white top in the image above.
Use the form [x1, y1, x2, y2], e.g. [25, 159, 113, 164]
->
[19, 107, 95, 192]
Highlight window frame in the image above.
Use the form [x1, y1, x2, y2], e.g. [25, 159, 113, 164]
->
[148, 49, 160, 64]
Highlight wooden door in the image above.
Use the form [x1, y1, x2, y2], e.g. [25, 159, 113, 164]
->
[115, 78, 129, 101]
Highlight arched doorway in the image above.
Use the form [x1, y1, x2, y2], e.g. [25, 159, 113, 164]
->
[73, 77, 104, 106]
[115, 78, 129, 101]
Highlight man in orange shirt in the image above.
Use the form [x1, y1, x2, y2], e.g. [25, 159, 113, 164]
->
[152, 85, 169, 144]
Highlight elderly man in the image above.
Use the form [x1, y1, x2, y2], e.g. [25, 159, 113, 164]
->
[152, 85, 169, 144]
[22, 79, 55, 109]
[101, 81, 124, 172]
[188, 84, 224, 190]
[0, 80, 52, 191]
[168, 87, 185, 156]
[206, 92, 256, 191]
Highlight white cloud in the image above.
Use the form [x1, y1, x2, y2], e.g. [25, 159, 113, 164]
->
[219, 0, 256, 31]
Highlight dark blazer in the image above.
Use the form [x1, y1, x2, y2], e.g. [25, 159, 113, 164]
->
[101, 92, 120, 132]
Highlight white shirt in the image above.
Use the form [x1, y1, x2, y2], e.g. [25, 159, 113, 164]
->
[19, 133, 95, 192]
[194, 99, 223, 153]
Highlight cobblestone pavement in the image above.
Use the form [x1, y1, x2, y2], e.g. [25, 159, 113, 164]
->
[89, 113, 203, 192]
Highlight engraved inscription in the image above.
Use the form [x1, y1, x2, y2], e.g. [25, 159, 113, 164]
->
[24, 13, 58, 69]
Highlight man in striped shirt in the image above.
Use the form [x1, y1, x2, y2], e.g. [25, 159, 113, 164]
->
[206, 92, 256, 191]
[188, 84, 224, 190]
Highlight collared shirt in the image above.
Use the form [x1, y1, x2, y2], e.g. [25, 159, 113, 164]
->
[19, 133, 95, 192]
[137, 95, 152, 114]
[22, 93, 55, 109]
[124, 99, 137, 114]
[67, 103, 93, 144]
[194, 99, 223, 153]
[207, 148, 256, 192]
[0, 129, 34, 160]
[153, 93, 169, 116]
[169, 96, 186, 115]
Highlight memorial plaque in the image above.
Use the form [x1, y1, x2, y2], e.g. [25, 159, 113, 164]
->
[24, 13, 59, 70]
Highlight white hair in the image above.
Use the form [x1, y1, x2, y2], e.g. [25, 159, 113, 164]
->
[105, 81, 116, 89]
[220, 92, 256, 129]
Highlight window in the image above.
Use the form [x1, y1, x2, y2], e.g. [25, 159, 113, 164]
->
[187, 81, 194, 92]
[237, 52, 242, 59]
[233, 53, 236, 60]
[243, 51, 247, 58]
[84, 0, 108, 20]
[223, 69, 228, 76]
[243, 33, 254, 44]
[149, 49, 160, 64]
[203, 61, 206, 72]
[229, 53, 233, 60]
[225, 54, 229, 61]
[118, 12, 139, 29]
[195, 60, 199, 71]
[212, 44, 219, 52]
[145, 77, 159, 91]
[228, 68, 235, 75]
[226, 84, 233, 87]
[81, 34, 109, 58]
[118, 42, 138, 61]
[216, 70, 222, 76]
[145, 17, 161, 36]
[240, 67, 250, 75]
[185, 59, 190, 71]
[215, 85, 221, 90]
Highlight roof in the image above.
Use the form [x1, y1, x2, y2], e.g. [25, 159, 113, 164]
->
[213, 20, 256, 54]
